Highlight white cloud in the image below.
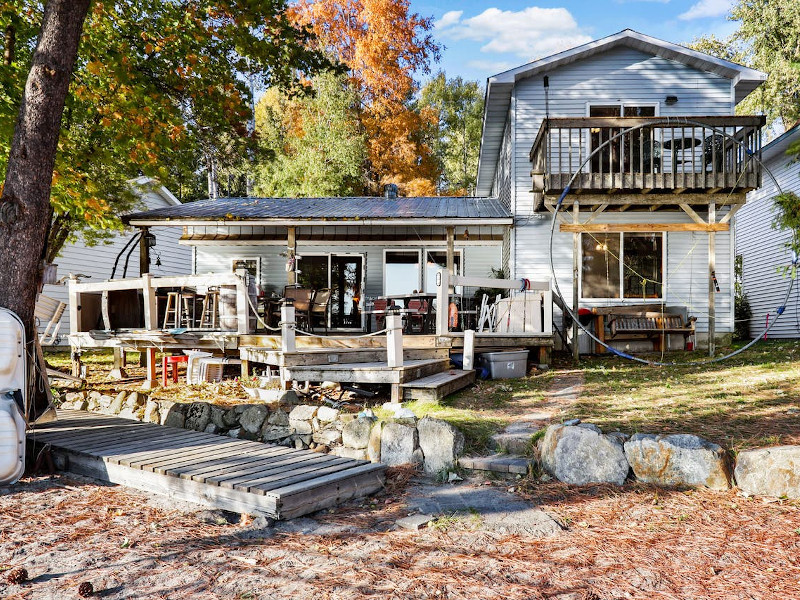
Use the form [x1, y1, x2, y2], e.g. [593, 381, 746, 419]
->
[678, 0, 734, 20]
[436, 10, 463, 29]
[436, 6, 592, 60]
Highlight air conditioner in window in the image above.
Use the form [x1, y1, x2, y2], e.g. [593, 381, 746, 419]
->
[0, 308, 27, 485]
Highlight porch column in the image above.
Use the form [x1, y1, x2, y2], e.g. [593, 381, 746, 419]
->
[708, 201, 716, 356]
[572, 202, 580, 363]
[287, 226, 296, 286]
[138, 227, 150, 275]
[446, 226, 455, 293]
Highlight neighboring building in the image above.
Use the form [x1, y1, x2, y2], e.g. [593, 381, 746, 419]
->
[477, 29, 766, 348]
[40, 177, 190, 342]
[737, 124, 800, 339]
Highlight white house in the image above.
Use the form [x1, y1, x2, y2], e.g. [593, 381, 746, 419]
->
[39, 177, 190, 342]
[477, 29, 767, 351]
[737, 124, 800, 338]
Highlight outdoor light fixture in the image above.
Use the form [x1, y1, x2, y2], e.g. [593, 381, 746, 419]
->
[665, 95, 678, 105]
[143, 231, 157, 248]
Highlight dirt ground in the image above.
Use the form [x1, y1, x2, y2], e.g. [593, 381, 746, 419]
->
[1, 468, 798, 600]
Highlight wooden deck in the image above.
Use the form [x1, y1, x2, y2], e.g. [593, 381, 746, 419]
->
[28, 410, 386, 520]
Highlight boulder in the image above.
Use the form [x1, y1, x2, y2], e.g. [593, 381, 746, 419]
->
[160, 402, 186, 429]
[624, 433, 730, 490]
[417, 417, 465, 474]
[227, 428, 241, 438]
[210, 406, 227, 429]
[261, 426, 293, 442]
[204, 423, 221, 434]
[143, 398, 160, 424]
[267, 409, 289, 427]
[367, 422, 382, 463]
[109, 392, 126, 415]
[290, 419, 313, 435]
[316, 406, 340, 422]
[117, 407, 140, 421]
[380, 422, 418, 466]
[734, 446, 800, 499]
[289, 405, 318, 422]
[125, 391, 145, 410]
[331, 446, 369, 461]
[239, 405, 269, 434]
[312, 429, 342, 446]
[342, 418, 375, 449]
[184, 403, 212, 431]
[540, 423, 629, 485]
[222, 408, 240, 428]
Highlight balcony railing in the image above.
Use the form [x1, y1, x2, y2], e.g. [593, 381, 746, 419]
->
[529, 116, 766, 195]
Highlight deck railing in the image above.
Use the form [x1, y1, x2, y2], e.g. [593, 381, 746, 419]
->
[529, 116, 766, 194]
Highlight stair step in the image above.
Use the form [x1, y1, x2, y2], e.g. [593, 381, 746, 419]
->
[284, 358, 449, 385]
[490, 426, 541, 454]
[400, 369, 476, 402]
[459, 454, 533, 475]
[241, 347, 448, 367]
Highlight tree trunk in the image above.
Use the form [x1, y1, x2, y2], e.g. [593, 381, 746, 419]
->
[0, 0, 90, 411]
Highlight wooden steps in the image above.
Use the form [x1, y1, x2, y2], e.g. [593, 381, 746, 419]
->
[282, 358, 450, 385]
[28, 410, 386, 520]
[400, 369, 476, 402]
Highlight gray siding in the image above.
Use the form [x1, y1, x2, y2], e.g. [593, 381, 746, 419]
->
[509, 46, 735, 333]
[737, 153, 800, 338]
[42, 189, 190, 340]
[491, 118, 512, 210]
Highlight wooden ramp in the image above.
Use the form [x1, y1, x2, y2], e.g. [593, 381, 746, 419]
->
[401, 369, 476, 402]
[27, 410, 386, 520]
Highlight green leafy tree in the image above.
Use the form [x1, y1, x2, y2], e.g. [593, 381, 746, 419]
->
[0, 1, 332, 261]
[253, 71, 367, 197]
[418, 72, 484, 195]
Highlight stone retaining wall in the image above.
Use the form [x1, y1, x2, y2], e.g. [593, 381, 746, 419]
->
[58, 392, 464, 476]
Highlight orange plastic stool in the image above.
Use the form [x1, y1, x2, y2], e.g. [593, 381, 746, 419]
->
[162, 354, 188, 386]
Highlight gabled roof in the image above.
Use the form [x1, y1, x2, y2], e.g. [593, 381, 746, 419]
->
[760, 123, 800, 164]
[130, 176, 182, 207]
[123, 196, 512, 227]
[476, 29, 768, 196]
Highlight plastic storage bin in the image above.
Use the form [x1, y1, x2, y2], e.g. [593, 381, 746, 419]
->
[476, 350, 529, 379]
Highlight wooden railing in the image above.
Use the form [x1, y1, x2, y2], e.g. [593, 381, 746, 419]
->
[529, 116, 766, 194]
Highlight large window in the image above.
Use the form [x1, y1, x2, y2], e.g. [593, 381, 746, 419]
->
[581, 233, 663, 299]
[384, 250, 421, 295]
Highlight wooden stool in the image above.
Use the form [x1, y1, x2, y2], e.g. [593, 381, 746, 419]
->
[180, 291, 196, 328]
[163, 292, 180, 329]
[199, 287, 220, 329]
[162, 354, 189, 386]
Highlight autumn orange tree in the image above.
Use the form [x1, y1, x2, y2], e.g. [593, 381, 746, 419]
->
[0, 0, 331, 261]
[289, 0, 440, 196]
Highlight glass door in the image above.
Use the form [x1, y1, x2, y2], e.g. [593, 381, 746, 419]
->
[330, 255, 363, 329]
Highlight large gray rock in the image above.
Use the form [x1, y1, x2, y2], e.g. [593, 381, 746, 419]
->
[540, 423, 629, 485]
[289, 405, 318, 422]
[735, 446, 800, 499]
[290, 419, 313, 435]
[342, 418, 375, 449]
[331, 446, 368, 461]
[261, 426, 293, 442]
[160, 401, 186, 428]
[184, 403, 212, 431]
[210, 406, 227, 429]
[312, 428, 342, 446]
[267, 409, 289, 426]
[222, 408, 240, 428]
[380, 422, 418, 466]
[239, 405, 269, 434]
[417, 417, 465, 474]
[367, 422, 382, 463]
[316, 406, 340, 422]
[624, 433, 730, 490]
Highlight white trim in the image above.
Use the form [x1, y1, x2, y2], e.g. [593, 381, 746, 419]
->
[179, 238, 502, 247]
[127, 218, 513, 227]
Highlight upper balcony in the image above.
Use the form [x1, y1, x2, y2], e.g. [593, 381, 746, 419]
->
[529, 116, 766, 204]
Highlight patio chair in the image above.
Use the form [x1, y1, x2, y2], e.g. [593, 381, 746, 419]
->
[405, 298, 428, 334]
[309, 288, 331, 333]
[369, 298, 389, 333]
[285, 286, 313, 330]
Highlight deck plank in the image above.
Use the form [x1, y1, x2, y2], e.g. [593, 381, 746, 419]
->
[27, 409, 386, 519]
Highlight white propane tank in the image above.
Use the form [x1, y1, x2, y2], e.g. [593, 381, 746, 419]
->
[0, 308, 27, 484]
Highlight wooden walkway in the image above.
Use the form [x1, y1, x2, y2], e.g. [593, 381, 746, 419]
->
[27, 410, 386, 520]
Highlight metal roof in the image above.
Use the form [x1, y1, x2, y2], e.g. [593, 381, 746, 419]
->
[123, 196, 512, 226]
[476, 29, 768, 196]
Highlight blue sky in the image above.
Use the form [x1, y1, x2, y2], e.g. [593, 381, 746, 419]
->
[414, 0, 739, 84]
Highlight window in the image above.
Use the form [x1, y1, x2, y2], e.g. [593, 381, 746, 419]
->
[384, 250, 421, 295]
[589, 104, 658, 174]
[581, 233, 663, 299]
[424, 250, 462, 294]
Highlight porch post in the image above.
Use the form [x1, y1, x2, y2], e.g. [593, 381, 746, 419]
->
[572, 202, 580, 363]
[435, 268, 450, 335]
[708, 201, 716, 356]
[287, 226, 296, 286]
[463, 329, 475, 370]
[446, 226, 455, 293]
[281, 300, 296, 353]
[138, 226, 150, 275]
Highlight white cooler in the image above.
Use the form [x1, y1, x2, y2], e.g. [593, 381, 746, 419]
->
[0, 308, 27, 484]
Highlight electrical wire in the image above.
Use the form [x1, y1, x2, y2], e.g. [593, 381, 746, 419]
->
[547, 118, 795, 366]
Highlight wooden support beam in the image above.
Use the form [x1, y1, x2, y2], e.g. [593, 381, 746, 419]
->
[583, 203, 608, 225]
[719, 203, 744, 224]
[572, 202, 580, 364]
[649, 205, 660, 212]
[446, 226, 455, 294]
[287, 226, 296, 286]
[139, 227, 150, 275]
[560, 223, 729, 233]
[708, 201, 716, 357]
[618, 204, 632, 212]
[679, 202, 706, 225]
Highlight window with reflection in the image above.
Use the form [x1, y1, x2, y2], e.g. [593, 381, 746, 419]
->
[384, 251, 421, 295]
[581, 232, 663, 299]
